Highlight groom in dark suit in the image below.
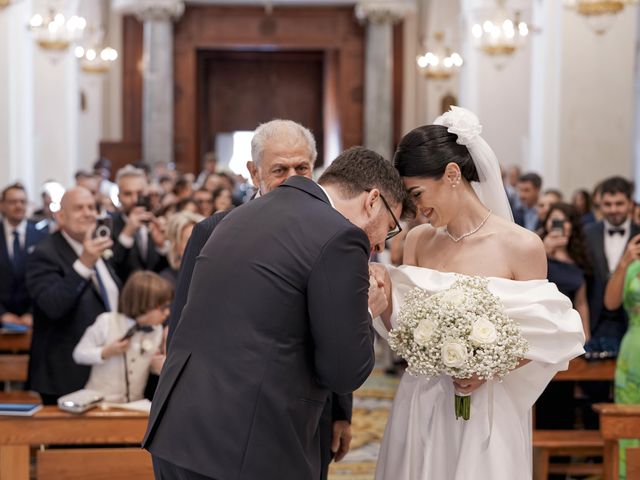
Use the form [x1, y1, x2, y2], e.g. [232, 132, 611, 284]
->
[144, 146, 409, 479]
[165, 120, 354, 479]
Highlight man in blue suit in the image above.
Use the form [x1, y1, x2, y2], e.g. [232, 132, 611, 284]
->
[0, 183, 48, 328]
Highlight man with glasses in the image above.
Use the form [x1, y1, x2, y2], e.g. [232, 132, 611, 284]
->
[145, 146, 409, 480]
[0, 183, 48, 329]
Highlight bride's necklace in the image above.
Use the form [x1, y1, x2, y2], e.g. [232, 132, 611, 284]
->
[445, 210, 492, 243]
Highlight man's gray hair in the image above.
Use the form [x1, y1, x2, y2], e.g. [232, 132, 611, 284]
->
[115, 165, 147, 185]
[251, 119, 317, 167]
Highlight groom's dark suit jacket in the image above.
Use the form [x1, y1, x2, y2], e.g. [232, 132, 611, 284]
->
[143, 176, 375, 479]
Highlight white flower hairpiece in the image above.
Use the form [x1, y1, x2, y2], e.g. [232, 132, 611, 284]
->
[433, 106, 483, 147]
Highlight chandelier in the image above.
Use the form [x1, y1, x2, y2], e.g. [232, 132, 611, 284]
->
[471, 0, 530, 66]
[29, 8, 86, 51]
[564, 0, 638, 35]
[416, 32, 463, 80]
[74, 28, 118, 74]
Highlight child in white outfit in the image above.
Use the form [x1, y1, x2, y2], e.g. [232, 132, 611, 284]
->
[73, 271, 173, 402]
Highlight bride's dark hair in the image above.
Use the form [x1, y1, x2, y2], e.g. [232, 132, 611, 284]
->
[393, 125, 480, 182]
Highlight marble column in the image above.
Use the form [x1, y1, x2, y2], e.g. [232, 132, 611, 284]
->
[115, 0, 184, 166]
[356, 0, 413, 161]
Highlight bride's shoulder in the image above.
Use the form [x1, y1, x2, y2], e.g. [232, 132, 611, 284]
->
[494, 219, 546, 280]
[403, 224, 439, 265]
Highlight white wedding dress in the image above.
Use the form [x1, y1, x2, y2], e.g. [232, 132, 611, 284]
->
[373, 265, 586, 480]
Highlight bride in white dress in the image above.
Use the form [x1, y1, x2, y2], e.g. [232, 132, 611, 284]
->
[372, 107, 585, 480]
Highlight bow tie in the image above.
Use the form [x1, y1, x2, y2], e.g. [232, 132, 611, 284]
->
[135, 324, 154, 333]
[608, 228, 626, 236]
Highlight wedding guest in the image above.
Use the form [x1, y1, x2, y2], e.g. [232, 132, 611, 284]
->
[0, 183, 48, 328]
[514, 172, 542, 231]
[603, 234, 640, 480]
[26, 187, 119, 404]
[536, 202, 591, 430]
[572, 189, 596, 225]
[111, 166, 168, 282]
[73, 271, 171, 403]
[193, 188, 214, 217]
[160, 211, 204, 286]
[583, 176, 640, 427]
[212, 187, 233, 213]
[536, 189, 563, 234]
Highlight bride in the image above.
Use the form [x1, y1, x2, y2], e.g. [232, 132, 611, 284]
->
[372, 107, 585, 480]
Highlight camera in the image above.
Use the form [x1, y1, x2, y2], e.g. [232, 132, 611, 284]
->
[550, 219, 565, 235]
[93, 216, 113, 239]
[136, 195, 151, 211]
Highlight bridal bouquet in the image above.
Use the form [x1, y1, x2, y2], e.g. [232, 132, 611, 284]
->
[388, 276, 528, 420]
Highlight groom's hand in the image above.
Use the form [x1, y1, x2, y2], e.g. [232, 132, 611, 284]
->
[331, 420, 352, 462]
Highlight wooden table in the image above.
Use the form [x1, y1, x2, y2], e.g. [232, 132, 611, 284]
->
[0, 393, 152, 480]
[0, 331, 31, 353]
[594, 403, 640, 480]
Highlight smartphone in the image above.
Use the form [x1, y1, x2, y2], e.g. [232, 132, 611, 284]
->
[550, 219, 565, 235]
[93, 216, 113, 239]
[120, 325, 137, 341]
[136, 195, 151, 211]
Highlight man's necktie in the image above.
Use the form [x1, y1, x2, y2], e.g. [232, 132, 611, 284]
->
[11, 230, 25, 272]
[93, 267, 111, 311]
[608, 228, 625, 236]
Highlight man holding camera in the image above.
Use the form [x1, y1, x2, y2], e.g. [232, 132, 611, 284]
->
[26, 187, 120, 404]
[112, 166, 168, 282]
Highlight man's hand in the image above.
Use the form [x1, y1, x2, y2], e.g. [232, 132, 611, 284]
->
[122, 207, 154, 238]
[149, 216, 167, 249]
[331, 420, 352, 462]
[79, 230, 114, 269]
[101, 338, 130, 359]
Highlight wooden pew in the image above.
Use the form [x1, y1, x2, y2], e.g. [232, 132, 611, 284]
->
[532, 357, 616, 479]
[594, 403, 640, 480]
[0, 393, 152, 480]
[0, 354, 28, 382]
[0, 331, 31, 353]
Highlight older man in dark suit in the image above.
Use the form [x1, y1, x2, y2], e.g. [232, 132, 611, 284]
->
[166, 120, 353, 479]
[0, 183, 48, 328]
[26, 187, 120, 404]
[144, 146, 408, 480]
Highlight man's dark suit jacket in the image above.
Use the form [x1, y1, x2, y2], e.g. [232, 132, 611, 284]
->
[111, 212, 168, 282]
[143, 176, 375, 480]
[26, 231, 120, 398]
[0, 221, 48, 319]
[584, 220, 640, 340]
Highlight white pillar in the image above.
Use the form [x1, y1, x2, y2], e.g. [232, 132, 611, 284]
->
[356, 0, 414, 160]
[0, 0, 35, 197]
[633, 4, 640, 200]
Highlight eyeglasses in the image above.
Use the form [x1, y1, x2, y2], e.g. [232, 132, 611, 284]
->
[365, 190, 402, 241]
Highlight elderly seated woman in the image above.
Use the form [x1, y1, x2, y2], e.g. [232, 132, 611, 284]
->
[160, 211, 204, 286]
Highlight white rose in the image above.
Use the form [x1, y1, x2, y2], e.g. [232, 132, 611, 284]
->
[440, 288, 465, 306]
[441, 342, 468, 368]
[469, 318, 498, 346]
[413, 319, 435, 346]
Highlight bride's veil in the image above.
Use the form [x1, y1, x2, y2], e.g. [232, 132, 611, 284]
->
[433, 106, 514, 223]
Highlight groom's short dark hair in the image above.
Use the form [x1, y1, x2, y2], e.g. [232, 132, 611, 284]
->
[318, 146, 413, 219]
